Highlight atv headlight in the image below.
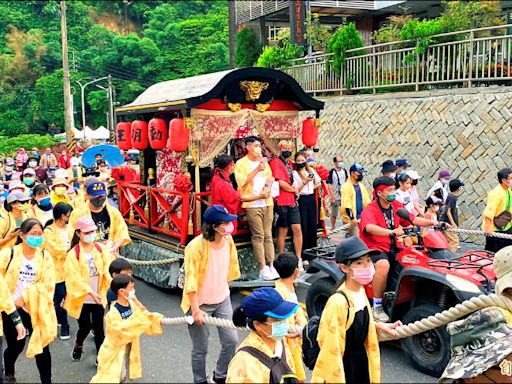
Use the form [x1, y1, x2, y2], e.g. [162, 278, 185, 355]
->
[445, 274, 482, 294]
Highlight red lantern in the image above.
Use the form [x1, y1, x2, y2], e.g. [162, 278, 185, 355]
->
[116, 122, 132, 150]
[169, 118, 189, 152]
[148, 118, 168, 150]
[302, 118, 318, 147]
[131, 120, 149, 150]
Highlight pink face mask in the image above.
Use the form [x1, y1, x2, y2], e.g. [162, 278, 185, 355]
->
[351, 264, 375, 285]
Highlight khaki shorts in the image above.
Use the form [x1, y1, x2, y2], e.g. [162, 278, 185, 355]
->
[330, 199, 341, 218]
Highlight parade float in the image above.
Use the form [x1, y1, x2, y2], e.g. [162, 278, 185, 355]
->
[114, 67, 325, 289]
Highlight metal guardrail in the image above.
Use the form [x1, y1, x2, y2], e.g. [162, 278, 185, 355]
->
[282, 24, 512, 94]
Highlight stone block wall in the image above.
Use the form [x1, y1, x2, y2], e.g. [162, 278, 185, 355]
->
[316, 86, 512, 241]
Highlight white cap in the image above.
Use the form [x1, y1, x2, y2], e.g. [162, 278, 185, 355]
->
[406, 170, 420, 180]
[54, 168, 68, 179]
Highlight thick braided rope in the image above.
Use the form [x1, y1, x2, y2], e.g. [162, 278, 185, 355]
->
[159, 294, 512, 342]
[327, 223, 351, 237]
[122, 257, 180, 266]
[444, 227, 512, 240]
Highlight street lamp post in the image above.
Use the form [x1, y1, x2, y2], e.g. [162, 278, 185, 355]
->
[76, 76, 109, 141]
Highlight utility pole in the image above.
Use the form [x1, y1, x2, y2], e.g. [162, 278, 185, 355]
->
[61, 0, 75, 153]
[107, 74, 115, 142]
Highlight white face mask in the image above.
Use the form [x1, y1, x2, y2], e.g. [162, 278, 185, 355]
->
[123, 290, 136, 300]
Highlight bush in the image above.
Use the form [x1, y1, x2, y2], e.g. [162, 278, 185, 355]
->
[0, 134, 61, 156]
[235, 28, 262, 68]
[256, 29, 302, 68]
[326, 23, 365, 78]
[439, 0, 504, 35]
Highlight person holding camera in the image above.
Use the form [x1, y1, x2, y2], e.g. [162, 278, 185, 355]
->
[292, 151, 321, 260]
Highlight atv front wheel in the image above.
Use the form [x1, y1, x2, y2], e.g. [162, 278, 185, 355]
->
[306, 277, 335, 318]
[401, 304, 450, 377]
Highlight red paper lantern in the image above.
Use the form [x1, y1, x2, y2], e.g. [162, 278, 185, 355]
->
[131, 120, 149, 150]
[116, 122, 132, 151]
[148, 118, 168, 150]
[302, 118, 318, 147]
[169, 118, 189, 152]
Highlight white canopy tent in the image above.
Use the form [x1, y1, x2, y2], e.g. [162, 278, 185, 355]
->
[73, 126, 110, 141]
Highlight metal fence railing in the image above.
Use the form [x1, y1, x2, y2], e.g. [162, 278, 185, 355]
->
[282, 24, 512, 94]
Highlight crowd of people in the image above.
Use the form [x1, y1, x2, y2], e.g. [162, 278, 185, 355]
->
[1, 139, 512, 384]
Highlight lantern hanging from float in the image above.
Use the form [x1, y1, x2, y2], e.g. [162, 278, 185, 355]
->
[302, 117, 319, 147]
[131, 120, 149, 150]
[116, 122, 132, 150]
[169, 118, 189, 152]
[148, 117, 168, 150]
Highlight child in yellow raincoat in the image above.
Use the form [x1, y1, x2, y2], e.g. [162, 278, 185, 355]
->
[0, 218, 56, 384]
[42, 202, 74, 340]
[273, 252, 308, 382]
[64, 216, 113, 363]
[227, 287, 299, 383]
[91, 274, 163, 383]
[311, 237, 401, 384]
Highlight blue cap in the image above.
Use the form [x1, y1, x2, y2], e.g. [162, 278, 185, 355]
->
[395, 159, 411, 167]
[87, 182, 107, 197]
[349, 163, 365, 173]
[203, 205, 238, 224]
[240, 288, 299, 320]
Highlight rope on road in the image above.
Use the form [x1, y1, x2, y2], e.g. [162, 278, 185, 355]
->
[159, 294, 512, 342]
[326, 223, 351, 237]
[122, 257, 180, 266]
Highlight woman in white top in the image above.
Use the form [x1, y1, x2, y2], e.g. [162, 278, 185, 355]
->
[292, 151, 321, 258]
[406, 170, 424, 217]
[395, 174, 416, 213]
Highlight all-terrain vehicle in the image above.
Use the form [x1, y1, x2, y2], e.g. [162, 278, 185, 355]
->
[304, 209, 495, 377]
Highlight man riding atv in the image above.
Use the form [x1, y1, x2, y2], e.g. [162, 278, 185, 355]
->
[360, 177, 441, 322]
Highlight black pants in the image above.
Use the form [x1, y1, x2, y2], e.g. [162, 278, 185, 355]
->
[53, 282, 68, 326]
[76, 304, 105, 353]
[485, 228, 512, 253]
[298, 194, 317, 258]
[2, 310, 51, 384]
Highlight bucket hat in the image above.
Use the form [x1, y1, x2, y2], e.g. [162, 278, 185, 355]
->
[335, 237, 379, 264]
[440, 307, 512, 382]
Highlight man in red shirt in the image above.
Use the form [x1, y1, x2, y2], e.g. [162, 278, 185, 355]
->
[359, 176, 437, 322]
[270, 140, 303, 270]
[57, 149, 72, 169]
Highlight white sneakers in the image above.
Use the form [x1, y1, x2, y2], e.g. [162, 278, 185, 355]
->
[259, 265, 280, 281]
[298, 259, 304, 272]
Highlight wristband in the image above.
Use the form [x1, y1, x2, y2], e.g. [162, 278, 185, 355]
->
[389, 230, 396, 237]
[9, 311, 22, 326]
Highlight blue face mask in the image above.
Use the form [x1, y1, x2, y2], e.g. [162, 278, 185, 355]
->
[26, 236, 43, 248]
[337, 162, 344, 169]
[267, 320, 289, 341]
[37, 196, 52, 207]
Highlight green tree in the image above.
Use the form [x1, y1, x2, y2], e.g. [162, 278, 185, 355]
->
[256, 29, 302, 68]
[326, 23, 365, 77]
[235, 28, 261, 68]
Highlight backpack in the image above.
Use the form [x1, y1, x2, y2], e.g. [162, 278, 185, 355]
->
[238, 341, 299, 384]
[302, 290, 350, 370]
[74, 243, 102, 260]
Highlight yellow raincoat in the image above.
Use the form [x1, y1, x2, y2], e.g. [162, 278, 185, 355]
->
[0, 273, 16, 337]
[68, 202, 131, 247]
[0, 211, 28, 250]
[42, 223, 69, 283]
[63, 243, 113, 319]
[274, 280, 308, 381]
[181, 234, 240, 314]
[311, 283, 380, 383]
[0, 245, 57, 357]
[226, 331, 295, 383]
[90, 303, 163, 383]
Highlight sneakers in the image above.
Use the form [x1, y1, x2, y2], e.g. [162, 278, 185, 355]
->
[298, 259, 304, 272]
[372, 306, 390, 323]
[71, 343, 83, 362]
[269, 265, 280, 279]
[259, 266, 276, 281]
[212, 372, 226, 384]
[60, 324, 70, 340]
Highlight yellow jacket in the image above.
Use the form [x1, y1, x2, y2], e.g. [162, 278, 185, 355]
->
[27, 206, 53, 227]
[67, 166, 84, 185]
[181, 235, 240, 314]
[234, 155, 274, 209]
[90, 302, 163, 383]
[226, 331, 295, 383]
[0, 211, 28, 250]
[50, 191, 73, 207]
[68, 202, 131, 246]
[274, 280, 307, 381]
[311, 283, 380, 383]
[0, 245, 57, 357]
[63, 243, 113, 318]
[0, 273, 16, 337]
[483, 185, 512, 231]
[340, 179, 371, 224]
[42, 223, 69, 283]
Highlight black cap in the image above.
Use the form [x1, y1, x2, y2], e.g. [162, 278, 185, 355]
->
[381, 160, 397, 173]
[373, 176, 396, 190]
[449, 179, 464, 192]
[335, 237, 379, 264]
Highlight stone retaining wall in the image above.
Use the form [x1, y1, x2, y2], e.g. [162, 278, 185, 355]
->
[317, 86, 512, 241]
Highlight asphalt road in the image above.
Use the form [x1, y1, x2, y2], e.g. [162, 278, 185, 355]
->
[8, 279, 438, 384]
